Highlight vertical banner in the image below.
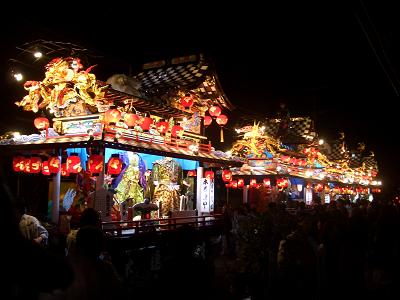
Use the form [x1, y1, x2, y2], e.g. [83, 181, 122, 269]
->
[200, 178, 214, 213]
[305, 188, 313, 205]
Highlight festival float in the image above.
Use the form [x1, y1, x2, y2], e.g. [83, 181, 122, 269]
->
[0, 54, 243, 229]
[223, 115, 382, 210]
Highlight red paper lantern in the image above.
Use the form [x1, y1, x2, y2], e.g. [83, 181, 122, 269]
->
[237, 178, 244, 188]
[67, 154, 82, 173]
[124, 113, 140, 128]
[250, 178, 257, 188]
[263, 178, 271, 187]
[187, 170, 197, 177]
[104, 108, 121, 124]
[204, 170, 214, 180]
[88, 154, 104, 175]
[34, 117, 49, 130]
[13, 156, 25, 172]
[29, 157, 42, 173]
[277, 178, 289, 189]
[180, 94, 194, 109]
[209, 106, 221, 117]
[42, 161, 50, 175]
[231, 180, 238, 189]
[156, 121, 169, 134]
[107, 155, 123, 175]
[204, 116, 212, 127]
[23, 157, 31, 173]
[140, 117, 153, 131]
[222, 169, 232, 182]
[216, 114, 228, 142]
[61, 163, 70, 177]
[171, 125, 184, 137]
[48, 157, 61, 173]
[216, 114, 228, 126]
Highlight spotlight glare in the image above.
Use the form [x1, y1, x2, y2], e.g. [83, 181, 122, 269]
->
[14, 73, 23, 81]
[34, 51, 43, 58]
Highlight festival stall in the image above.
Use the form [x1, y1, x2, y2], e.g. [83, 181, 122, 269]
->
[0, 55, 243, 225]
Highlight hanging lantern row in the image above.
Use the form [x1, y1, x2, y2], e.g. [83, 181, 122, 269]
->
[103, 108, 186, 136]
[203, 106, 229, 142]
[12, 154, 123, 176]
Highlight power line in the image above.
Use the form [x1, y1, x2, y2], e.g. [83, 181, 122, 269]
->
[355, 11, 400, 96]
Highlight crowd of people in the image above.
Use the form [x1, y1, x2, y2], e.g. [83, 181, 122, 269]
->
[4, 172, 400, 300]
[222, 197, 400, 299]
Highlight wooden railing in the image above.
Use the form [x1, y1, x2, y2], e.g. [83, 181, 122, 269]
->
[102, 214, 223, 237]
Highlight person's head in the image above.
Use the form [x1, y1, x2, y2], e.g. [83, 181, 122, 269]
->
[79, 208, 101, 228]
[76, 225, 105, 258]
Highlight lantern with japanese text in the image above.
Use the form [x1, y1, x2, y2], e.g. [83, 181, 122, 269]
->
[34, 117, 49, 130]
[216, 114, 228, 142]
[250, 178, 257, 188]
[263, 178, 271, 188]
[231, 180, 238, 189]
[23, 157, 31, 173]
[140, 117, 153, 132]
[187, 170, 197, 177]
[209, 106, 221, 117]
[181, 94, 194, 109]
[107, 155, 123, 175]
[13, 156, 25, 172]
[203, 116, 212, 127]
[42, 161, 50, 175]
[67, 154, 82, 173]
[204, 170, 214, 180]
[88, 154, 104, 175]
[124, 113, 140, 128]
[48, 157, 61, 173]
[237, 178, 244, 188]
[29, 157, 42, 173]
[104, 108, 121, 125]
[171, 125, 184, 138]
[156, 121, 169, 135]
[222, 169, 232, 182]
[61, 163, 70, 177]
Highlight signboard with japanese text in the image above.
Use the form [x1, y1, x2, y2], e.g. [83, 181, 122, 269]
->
[200, 178, 214, 213]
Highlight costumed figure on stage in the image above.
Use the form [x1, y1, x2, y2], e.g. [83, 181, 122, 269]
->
[111, 151, 147, 219]
[151, 157, 183, 217]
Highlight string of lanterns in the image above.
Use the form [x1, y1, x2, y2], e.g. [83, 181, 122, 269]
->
[203, 105, 229, 142]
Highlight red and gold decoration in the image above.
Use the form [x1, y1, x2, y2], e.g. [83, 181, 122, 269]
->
[203, 116, 212, 127]
[171, 125, 184, 138]
[66, 154, 82, 173]
[209, 106, 222, 117]
[48, 157, 61, 173]
[222, 169, 232, 182]
[204, 170, 214, 180]
[42, 161, 50, 175]
[124, 113, 140, 128]
[250, 178, 257, 188]
[156, 121, 169, 135]
[187, 170, 197, 177]
[29, 157, 42, 173]
[140, 117, 153, 132]
[61, 163, 70, 177]
[180, 94, 194, 109]
[107, 155, 123, 175]
[34, 117, 50, 130]
[13, 156, 25, 172]
[15, 57, 108, 117]
[237, 178, 245, 188]
[263, 178, 271, 188]
[104, 108, 121, 125]
[88, 154, 104, 175]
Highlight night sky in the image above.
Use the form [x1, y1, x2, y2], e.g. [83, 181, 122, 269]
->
[1, 2, 399, 193]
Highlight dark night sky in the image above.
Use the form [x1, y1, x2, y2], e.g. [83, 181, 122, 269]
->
[1, 2, 399, 192]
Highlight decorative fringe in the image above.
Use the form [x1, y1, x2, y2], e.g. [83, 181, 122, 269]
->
[220, 127, 224, 142]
